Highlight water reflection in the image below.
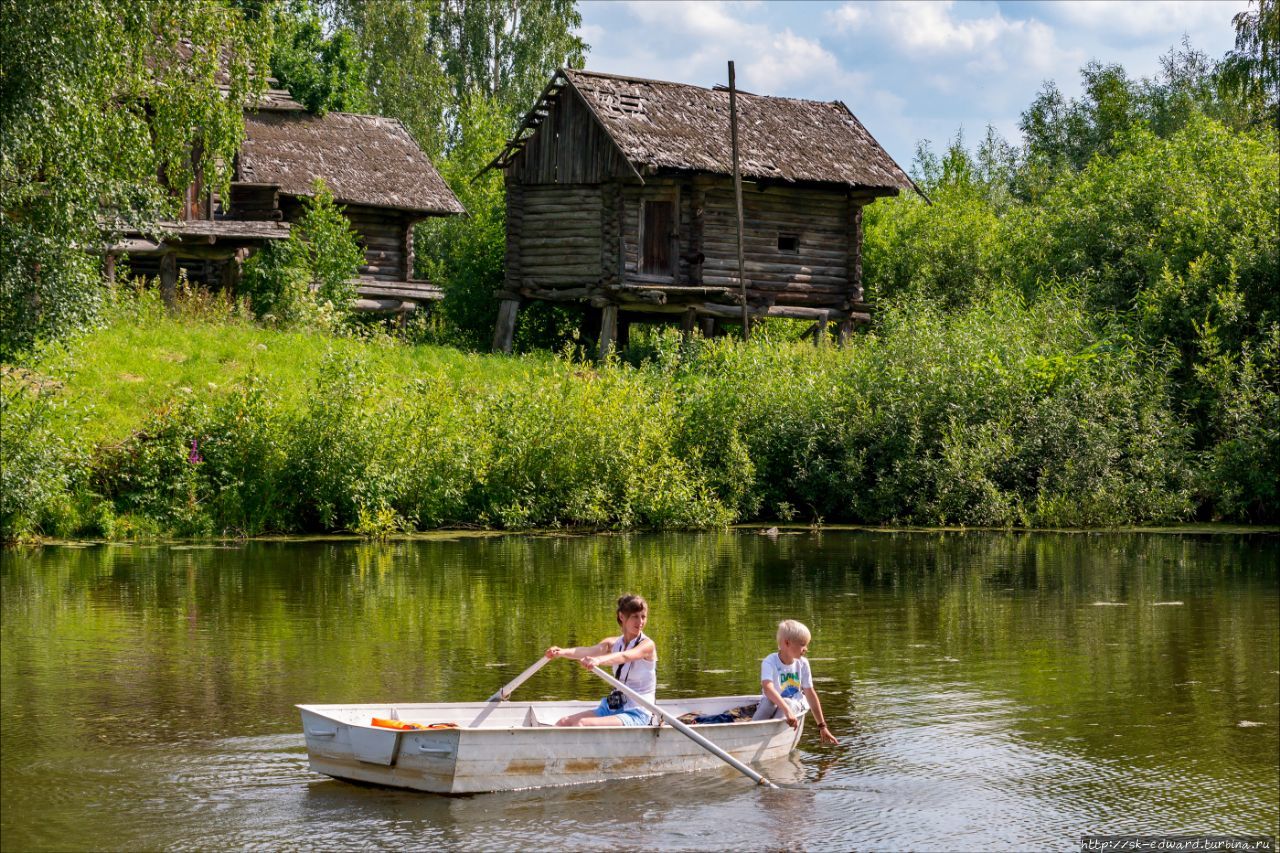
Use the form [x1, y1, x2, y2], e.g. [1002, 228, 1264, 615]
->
[2, 531, 1277, 850]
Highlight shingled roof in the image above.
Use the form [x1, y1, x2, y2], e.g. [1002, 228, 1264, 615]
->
[238, 95, 464, 215]
[497, 69, 919, 195]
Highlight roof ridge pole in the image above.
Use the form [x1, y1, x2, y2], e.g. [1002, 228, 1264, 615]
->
[729, 60, 749, 340]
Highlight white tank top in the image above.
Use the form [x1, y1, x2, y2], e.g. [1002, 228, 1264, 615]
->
[611, 632, 657, 712]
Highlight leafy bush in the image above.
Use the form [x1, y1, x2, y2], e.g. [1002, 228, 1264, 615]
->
[0, 376, 77, 541]
[240, 180, 363, 328]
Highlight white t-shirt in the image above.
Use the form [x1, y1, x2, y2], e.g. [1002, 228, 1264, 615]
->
[760, 652, 813, 702]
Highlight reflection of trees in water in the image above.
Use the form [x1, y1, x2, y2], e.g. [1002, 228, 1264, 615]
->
[2, 532, 1276, 775]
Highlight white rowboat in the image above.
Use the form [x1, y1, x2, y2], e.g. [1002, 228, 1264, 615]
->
[297, 695, 802, 794]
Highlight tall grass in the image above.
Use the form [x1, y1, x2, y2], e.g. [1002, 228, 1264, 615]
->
[2, 286, 1208, 542]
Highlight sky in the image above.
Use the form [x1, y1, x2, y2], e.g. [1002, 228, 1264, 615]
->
[575, 0, 1251, 169]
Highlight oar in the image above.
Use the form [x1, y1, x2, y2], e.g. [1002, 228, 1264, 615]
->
[590, 666, 778, 789]
[487, 655, 552, 702]
[468, 655, 552, 728]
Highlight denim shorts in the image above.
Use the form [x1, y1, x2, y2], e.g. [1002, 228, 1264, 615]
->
[594, 697, 652, 726]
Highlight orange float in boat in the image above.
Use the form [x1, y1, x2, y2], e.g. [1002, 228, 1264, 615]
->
[371, 718, 427, 731]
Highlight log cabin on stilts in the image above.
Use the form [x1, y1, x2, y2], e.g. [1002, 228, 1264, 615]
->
[108, 89, 465, 317]
[485, 68, 923, 355]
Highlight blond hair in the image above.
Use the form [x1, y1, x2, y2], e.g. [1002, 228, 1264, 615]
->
[776, 619, 811, 645]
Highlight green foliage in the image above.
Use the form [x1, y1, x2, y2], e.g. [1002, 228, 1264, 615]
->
[1193, 323, 1280, 521]
[268, 0, 370, 114]
[328, 0, 451, 158]
[1218, 0, 1280, 130]
[668, 293, 1192, 528]
[418, 95, 509, 349]
[864, 133, 1006, 308]
[424, 0, 588, 133]
[0, 378, 76, 541]
[1015, 116, 1278, 358]
[0, 0, 269, 359]
[8, 289, 1264, 539]
[328, 0, 588, 155]
[239, 180, 363, 327]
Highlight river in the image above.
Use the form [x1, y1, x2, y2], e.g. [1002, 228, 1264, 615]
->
[2, 530, 1277, 851]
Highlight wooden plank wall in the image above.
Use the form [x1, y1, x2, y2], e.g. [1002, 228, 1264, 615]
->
[228, 184, 281, 220]
[518, 184, 602, 286]
[508, 86, 629, 185]
[699, 180, 852, 309]
[345, 205, 411, 281]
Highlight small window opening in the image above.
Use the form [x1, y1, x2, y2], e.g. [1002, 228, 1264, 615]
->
[777, 234, 799, 253]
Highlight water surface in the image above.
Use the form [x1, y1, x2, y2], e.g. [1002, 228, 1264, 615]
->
[2, 531, 1277, 851]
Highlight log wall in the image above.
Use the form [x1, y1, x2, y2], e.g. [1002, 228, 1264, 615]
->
[516, 184, 603, 286]
[699, 179, 853, 310]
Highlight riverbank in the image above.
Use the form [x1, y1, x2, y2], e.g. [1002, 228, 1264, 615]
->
[0, 289, 1266, 542]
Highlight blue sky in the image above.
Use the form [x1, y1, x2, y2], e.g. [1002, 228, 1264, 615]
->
[576, 0, 1250, 169]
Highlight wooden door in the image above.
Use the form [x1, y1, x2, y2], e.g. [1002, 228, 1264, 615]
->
[642, 200, 674, 276]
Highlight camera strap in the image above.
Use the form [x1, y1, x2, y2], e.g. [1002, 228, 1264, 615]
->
[613, 631, 646, 686]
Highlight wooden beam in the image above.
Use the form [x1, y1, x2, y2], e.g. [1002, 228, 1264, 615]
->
[681, 306, 697, 342]
[598, 303, 618, 359]
[838, 317, 854, 348]
[159, 252, 178, 311]
[492, 298, 520, 354]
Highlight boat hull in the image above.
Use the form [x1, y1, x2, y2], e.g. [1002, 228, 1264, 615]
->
[298, 696, 801, 794]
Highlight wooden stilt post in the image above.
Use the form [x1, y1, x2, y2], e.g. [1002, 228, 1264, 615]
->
[815, 310, 830, 348]
[103, 253, 117, 290]
[598, 303, 618, 359]
[838, 318, 854, 348]
[701, 317, 716, 338]
[159, 251, 178, 311]
[492, 298, 520, 354]
[681, 306, 697, 342]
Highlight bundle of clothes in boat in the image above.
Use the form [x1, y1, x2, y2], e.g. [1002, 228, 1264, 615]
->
[677, 703, 758, 725]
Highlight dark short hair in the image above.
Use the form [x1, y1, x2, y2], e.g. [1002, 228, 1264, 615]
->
[616, 593, 648, 623]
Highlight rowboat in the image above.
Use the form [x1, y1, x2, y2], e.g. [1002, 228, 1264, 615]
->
[297, 694, 803, 794]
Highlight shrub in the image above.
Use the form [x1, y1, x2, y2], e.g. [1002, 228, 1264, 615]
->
[240, 180, 362, 328]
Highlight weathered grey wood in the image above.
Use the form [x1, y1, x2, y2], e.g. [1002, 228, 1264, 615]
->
[103, 253, 116, 288]
[851, 203, 864, 303]
[159, 252, 178, 310]
[815, 310, 830, 348]
[598, 303, 618, 359]
[492, 298, 520, 354]
[728, 60, 749, 338]
[838, 317, 854, 348]
[682, 306, 697, 341]
[352, 298, 416, 314]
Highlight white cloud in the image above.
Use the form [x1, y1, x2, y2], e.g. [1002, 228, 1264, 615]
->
[832, 1, 1075, 69]
[604, 1, 867, 95]
[1049, 1, 1238, 39]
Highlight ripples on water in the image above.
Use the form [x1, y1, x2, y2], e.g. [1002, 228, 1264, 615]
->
[1, 532, 1277, 851]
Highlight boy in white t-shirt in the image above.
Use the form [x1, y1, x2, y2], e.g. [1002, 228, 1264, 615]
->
[752, 619, 839, 745]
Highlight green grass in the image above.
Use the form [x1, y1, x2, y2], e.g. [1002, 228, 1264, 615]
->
[28, 305, 558, 447]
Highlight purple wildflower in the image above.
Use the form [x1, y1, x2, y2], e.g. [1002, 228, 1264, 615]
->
[188, 438, 202, 465]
